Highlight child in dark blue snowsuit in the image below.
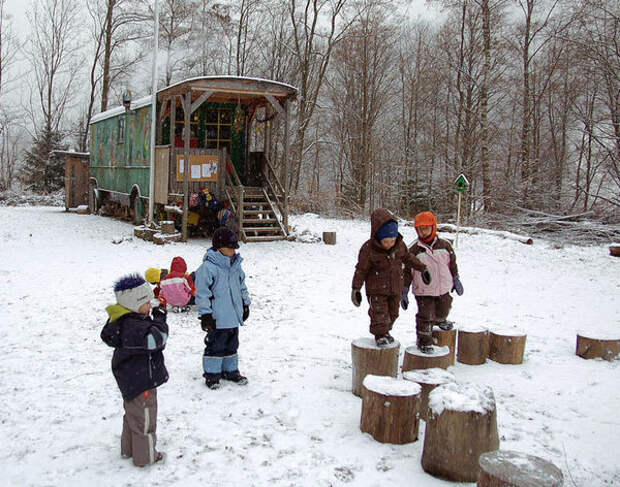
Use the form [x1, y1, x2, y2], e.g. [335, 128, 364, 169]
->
[195, 227, 251, 389]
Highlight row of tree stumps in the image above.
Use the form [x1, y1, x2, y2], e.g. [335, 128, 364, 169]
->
[351, 327, 565, 486]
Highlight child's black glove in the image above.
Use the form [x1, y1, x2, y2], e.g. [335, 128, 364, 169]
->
[242, 305, 249, 322]
[422, 269, 432, 285]
[200, 314, 216, 331]
[351, 289, 362, 307]
[452, 276, 464, 296]
[401, 286, 409, 310]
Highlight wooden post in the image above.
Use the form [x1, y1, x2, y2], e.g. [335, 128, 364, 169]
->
[403, 368, 454, 421]
[478, 450, 564, 487]
[432, 328, 457, 365]
[576, 333, 620, 361]
[322, 231, 336, 245]
[351, 338, 399, 397]
[455, 191, 462, 248]
[402, 345, 451, 372]
[182, 90, 191, 242]
[488, 330, 527, 364]
[457, 327, 490, 365]
[422, 382, 499, 482]
[360, 375, 421, 444]
[282, 98, 289, 230]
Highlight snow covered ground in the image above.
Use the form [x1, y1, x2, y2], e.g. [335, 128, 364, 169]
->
[1, 206, 619, 486]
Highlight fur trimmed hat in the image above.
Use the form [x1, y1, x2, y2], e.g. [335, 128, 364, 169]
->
[114, 274, 154, 313]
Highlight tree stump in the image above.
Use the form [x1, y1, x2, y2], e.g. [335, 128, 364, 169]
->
[351, 338, 400, 397]
[152, 232, 182, 245]
[402, 345, 451, 372]
[403, 368, 455, 421]
[161, 220, 176, 235]
[360, 375, 421, 444]
[322, 231, 337, 245]
[488, 329, 527, 364]
[422, 382, 500, 482]
[477, 450, 564, 487]
[133, 225, 158, 241]
[609, 245, 620, 257]
[576, 333, 620, 361]
[433, 328, 457, 365]
[457, 326, 490, 365]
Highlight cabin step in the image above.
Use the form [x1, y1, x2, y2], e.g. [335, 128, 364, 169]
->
[243, 226, 283, 233]
[243, 209, 274, 215]
[244, 218, 278, 224]
[243, 235, 287, 242]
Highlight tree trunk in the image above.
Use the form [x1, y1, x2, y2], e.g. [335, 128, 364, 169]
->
[576, 334, 620, 361]
[351, 337, 399, 397]
[402, 345, 451, 372]
[478, 450, 564, 487]
[457, 327, 489, 365]
[488, 330, 526, 364]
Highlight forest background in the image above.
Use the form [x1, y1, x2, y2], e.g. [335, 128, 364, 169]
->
[1, 0, 619, 230]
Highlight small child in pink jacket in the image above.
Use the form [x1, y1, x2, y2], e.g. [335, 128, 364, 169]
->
[403, 211, 463, 353]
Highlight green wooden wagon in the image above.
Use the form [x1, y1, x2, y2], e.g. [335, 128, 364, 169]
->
[89, 76, 297, 242]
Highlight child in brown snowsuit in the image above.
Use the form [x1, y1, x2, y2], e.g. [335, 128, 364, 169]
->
[351, 208, 430, 347]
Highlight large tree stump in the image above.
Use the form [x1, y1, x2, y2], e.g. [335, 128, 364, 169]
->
[322, 231, 337, 245]
[403, 368, 455, 421]
[161, 220, 176, 234]
[609, 245, 620, 257]
[457, 326, 490, 365]
[402, 345, 451, 372]
[576, 333, 620, 361]
[351, 338, 399, 397]
[488, 329, 527, 364]
[134, 225, 158, 241]
[478, 450, 564, 487]
[433, 328, 457, 365]
[422, 382, 499, 482]
[152, 232, 182, 245]
[360, 375, 421, 444]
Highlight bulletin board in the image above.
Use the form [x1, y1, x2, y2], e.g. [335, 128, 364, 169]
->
[176, 154, 218, 182]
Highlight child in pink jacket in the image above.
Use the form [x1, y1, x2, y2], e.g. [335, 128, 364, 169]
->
[403, 211, 463, 353]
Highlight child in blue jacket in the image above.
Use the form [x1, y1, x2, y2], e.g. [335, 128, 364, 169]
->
[101, 274, 169, 466]
[195, 227, 251, 389]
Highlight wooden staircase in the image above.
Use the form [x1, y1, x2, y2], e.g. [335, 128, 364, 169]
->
[224, 155, 288, 243]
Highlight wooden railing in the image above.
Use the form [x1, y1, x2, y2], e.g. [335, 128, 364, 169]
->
[223, 154, 245, 235]
[261, 154, 285, 222]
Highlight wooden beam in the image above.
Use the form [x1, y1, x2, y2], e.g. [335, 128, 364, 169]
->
[159, 97, 169, 122]
[265, 94, 285, 117]
[190, 90, 214, 114]
[182, 90, 191, 242]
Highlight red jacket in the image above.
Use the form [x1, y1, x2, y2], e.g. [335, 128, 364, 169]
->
[159, 257, 196, 306]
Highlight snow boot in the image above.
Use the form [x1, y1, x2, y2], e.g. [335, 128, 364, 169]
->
[418, 343, 434, 354]
[205, 378, 221, 390]
[222, 370, 248, 385]
[436, 320, 454, 331]
[385, 332, 395, 344]
[375, 335, 390, 347]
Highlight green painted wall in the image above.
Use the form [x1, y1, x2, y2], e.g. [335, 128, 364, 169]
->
[90, 105, 152, 197]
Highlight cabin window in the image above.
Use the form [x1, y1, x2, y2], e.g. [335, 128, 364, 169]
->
[205, 108, 233, 152]
[118, 117, 125, 144]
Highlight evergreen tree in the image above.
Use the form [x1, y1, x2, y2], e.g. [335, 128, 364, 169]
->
[20, 128, 67, 192]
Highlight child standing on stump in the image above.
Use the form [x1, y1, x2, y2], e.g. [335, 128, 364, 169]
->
[195, 227, 251, 389]
[351, 208, 430, 347]
[403, 211, 464, 354]
[100, 274, 169, 467]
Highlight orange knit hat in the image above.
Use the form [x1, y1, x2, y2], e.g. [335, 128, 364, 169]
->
[414, 211, 437, 243]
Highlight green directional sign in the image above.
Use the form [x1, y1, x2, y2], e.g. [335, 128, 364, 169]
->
[455, 173, 469, 192]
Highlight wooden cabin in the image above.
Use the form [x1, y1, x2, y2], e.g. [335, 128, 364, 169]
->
[89, 76, 297, 242]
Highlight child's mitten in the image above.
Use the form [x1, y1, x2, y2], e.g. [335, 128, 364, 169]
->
[401, 286, 409, 310]
[242, 305, 250, 322]
[351, 289, 362, 307]
[452, 276, 464, 296]
[422, 269, 432, 285]
[200, 314, 216, 331]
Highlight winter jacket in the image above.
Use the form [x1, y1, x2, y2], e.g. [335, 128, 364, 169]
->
[352, 209, 427, 296]
[405, 237, 458, 297]
[159, 257, 195, 307]
[195, 248, 251, 329]
[101, 305, 169, 401]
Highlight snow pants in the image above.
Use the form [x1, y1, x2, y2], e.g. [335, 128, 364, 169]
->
[414, 293, 453, 346]
[203, 328, 240, 381]
[121, 388, 160, 467]
[367, 294, 400, 337]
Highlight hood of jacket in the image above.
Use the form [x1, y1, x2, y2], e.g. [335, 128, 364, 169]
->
[204, 247, 243, 268]
[170, 256, 187, 274]
[370, 208, 398, 239]
[101, 304, 133, 347]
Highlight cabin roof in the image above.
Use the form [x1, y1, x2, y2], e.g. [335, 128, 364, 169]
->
[90, 76, 297, 125]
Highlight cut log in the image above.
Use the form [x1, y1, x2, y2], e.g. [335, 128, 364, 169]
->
[477, 450, 564, 487]
[152, 232, 182, 245]
[488, 329, 527, 364]
[360, 375, 421, 444]
[422, 382, 499, 482]
[322, 231, 337, 245]
[576, 333, 620, 361]
[402, 345, 451, 372]
[433, 328, 457, 365]
[610, 245, 620, 257]
[161, 220, 176, 235]
[134, 225, 158, 241]
[457, 327, 490, 365]
[403, 368, 455, 421]
[351, 338, 400, 397]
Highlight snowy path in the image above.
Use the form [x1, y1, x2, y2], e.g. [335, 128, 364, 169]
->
[0, 207, 618, 486]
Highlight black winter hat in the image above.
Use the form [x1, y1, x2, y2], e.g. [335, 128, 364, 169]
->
[212, 226, 239, 249]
